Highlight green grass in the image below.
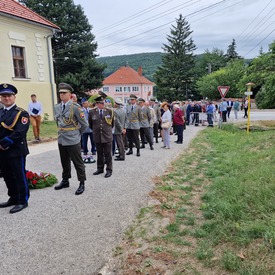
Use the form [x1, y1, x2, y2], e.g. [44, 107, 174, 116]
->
[27, 120, 57, 141]
[112, 122, 275, 274]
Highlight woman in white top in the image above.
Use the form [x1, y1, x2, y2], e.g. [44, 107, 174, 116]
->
[161, 102, 172, 149]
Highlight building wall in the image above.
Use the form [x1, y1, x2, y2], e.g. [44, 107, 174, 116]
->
[102, 83, 154, 104]
[0, 16, 57, 119]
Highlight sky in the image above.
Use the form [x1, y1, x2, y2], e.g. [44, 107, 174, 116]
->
[73, 0, 275, 59]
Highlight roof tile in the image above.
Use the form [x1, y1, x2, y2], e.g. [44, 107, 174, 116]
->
[103, 66, 153, 85]
[0, 0, 60, 30]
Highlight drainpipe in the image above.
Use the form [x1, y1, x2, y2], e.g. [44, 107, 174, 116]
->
[45, 31, 56, 119]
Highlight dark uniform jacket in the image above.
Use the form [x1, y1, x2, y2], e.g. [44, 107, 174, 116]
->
[0, 105, 30, 157]
[88, 107, 114, 143]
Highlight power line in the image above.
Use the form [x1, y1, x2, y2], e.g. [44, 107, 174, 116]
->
[100, 0, 227, 50]
[97, 0, 200, 40]
[244, 27, 275, 57]
[95, 0, 172, 33]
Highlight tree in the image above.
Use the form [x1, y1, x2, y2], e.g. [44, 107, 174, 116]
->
[20, 0, 105, 95]
[225, 39, 241, 62]
[241, 41, 275, 108]
[196, 59, 246, 99]
[154, 14, 197, 101]
[194, 48, 227, 78]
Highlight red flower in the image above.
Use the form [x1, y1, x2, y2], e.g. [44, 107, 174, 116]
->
[32, 180, 37, 185]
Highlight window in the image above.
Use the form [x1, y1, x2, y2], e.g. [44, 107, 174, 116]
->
[103, 87, 109, 92]
[123, 87, 131, 92]
[12, 46, 26, 78]
[132, 86, 139, 92]
[115, 86, 122, 92]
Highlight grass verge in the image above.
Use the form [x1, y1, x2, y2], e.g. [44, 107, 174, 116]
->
[27, 120, 57, 141]
[111, 122, 275, 274]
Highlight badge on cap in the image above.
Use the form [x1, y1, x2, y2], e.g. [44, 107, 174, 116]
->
[21, 117, 28, 124]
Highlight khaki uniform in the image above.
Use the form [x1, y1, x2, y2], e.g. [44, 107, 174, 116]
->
[125, 104, 141, 150]
[54, 101, 88, 182]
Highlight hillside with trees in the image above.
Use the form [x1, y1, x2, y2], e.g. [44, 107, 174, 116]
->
[97, 52, 164, 81]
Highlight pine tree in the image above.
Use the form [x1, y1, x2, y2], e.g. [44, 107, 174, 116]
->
[225, 39, 241, 61]
[20, 0, 105, 95]
[154, 14, 196, 101]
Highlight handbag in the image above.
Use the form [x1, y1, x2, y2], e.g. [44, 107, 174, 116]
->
[161, 121, 171, 129]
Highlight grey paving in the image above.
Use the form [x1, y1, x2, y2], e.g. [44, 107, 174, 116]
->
[1, 109, 274, 275]
[0, 126, 202, 275]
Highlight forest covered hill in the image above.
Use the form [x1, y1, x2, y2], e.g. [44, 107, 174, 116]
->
[97, 52, 164, 81]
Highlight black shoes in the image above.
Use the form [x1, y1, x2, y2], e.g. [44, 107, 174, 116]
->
[136, 149, 140, 157]
[114, 157, 125, 161]
[175, 141, 183, 144]
[105, 171, 112, 178]
[93, 170, 104, 175]
[75, 182, 85, 195]
[54, 180, 69, 190]
[140, 145, 145, 149]
[10, 203, 28, 214]
[126, 149, 133, 155]
[0, 199, 18, 208]
[150, 145, 154, 150]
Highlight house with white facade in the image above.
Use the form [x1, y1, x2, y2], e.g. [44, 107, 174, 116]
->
[0, 0, 60, 119]
[100, 65, 154, 104]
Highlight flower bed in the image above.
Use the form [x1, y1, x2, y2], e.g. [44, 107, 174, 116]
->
[26, 170, 58, 189]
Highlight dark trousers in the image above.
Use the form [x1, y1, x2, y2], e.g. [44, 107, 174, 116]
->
[194, 113, 199, 125]
[140, 127, 153, 146]
[176, 124, 184, 143]
[1, 156, 29, 204]
[244, 108, 248, 118]
[227, 107, 232, 118]
[153, 123, 159, 140]
[58, 143, 86, 182]
[82, 132, 96, 154]
[207, 114, 213, 126]
[95, 142, 113, 172]
[126, 129, 140, 150]
[222, 111, 227, 122]
[114, 133, 125, 159]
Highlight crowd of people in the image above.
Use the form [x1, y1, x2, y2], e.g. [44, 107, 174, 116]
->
[0, 81, 249, 214]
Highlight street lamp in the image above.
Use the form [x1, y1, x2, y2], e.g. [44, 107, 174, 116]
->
[245, 82, 255, 133]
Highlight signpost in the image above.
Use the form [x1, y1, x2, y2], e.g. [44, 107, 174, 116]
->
[218, 86, 230, 98]
[245, 82, 255, 133]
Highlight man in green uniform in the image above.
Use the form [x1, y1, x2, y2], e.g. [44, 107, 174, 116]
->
[53, 83, 88, 195]
[88, 94, 114, 178]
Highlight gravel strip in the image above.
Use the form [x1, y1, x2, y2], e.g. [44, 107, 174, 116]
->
[0, 126, 211, 274]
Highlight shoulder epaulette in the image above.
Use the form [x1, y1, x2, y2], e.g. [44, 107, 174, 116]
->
[15, 106, 26, 112]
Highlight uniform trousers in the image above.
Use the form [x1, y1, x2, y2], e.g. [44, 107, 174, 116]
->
[30, 115, 41, 138]
[114, 133, 125, 159]
[58, 142, 86, 182]
[95, 142, 113, 171]
[0, 156, 29, 204]
[126, 129, 140, 150]
[140, 127, 153, 146]
[153, 123, 159, 140]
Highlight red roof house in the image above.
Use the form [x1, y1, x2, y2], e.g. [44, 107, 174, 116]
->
[102, 65, 154, 103]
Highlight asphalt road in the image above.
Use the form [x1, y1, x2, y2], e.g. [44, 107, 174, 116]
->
[0, 110, 274, 275]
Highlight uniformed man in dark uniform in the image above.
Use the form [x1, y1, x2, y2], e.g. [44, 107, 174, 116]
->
[88, 94, 114, 178]
[53, 83, 88, 195]
[0, 83, 30, 214]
